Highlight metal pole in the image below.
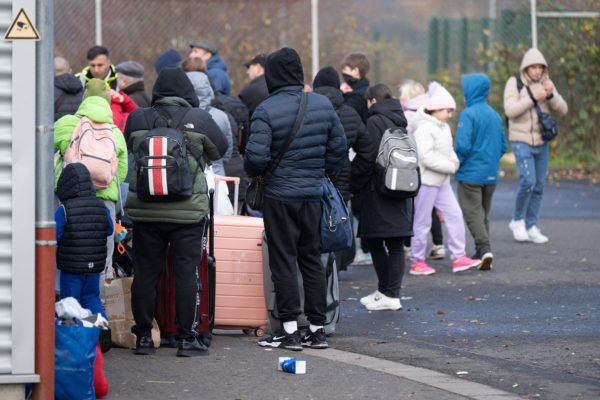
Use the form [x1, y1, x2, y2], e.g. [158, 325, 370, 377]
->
[311, 0, 319, 80]
[531, 0, 537, 48]
[33, 0, 55, 398]
[96, 0, 102, 45]
[488, 0, 496, 71]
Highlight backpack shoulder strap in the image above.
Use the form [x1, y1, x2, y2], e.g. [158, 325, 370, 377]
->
[516, 75, 524, 92]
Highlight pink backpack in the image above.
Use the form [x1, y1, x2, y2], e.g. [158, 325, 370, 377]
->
[62, 116, 118, 190]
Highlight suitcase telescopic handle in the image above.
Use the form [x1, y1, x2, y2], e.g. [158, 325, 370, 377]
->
[209, 188, 214, 257]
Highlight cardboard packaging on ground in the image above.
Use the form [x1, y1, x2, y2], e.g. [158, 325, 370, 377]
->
[104, 277, 160, 349]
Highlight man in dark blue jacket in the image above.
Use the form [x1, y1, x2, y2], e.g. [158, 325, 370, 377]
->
[244, 48, 346, 351]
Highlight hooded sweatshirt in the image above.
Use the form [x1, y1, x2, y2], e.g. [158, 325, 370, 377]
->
[206, 53, 231, 96]
[186, 71, 233, 174]
[503, 48, 568, 146]
[455, 73, 507, 185]
[244, 48, 346, 202]
[123, 67, 228, 223]
[54, 96, 128, 203]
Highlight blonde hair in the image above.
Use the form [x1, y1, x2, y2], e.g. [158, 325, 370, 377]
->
[397, 79, 425, 103]
[181, 57, 207, 73]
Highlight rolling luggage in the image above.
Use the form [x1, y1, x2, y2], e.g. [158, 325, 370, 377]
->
[262, 232, 340, 336]
[212, 176, 267, 337]
[154, 191, 216, 347]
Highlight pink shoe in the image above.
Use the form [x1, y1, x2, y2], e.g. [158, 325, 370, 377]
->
[452, 254, 481, 273]
[410, 260, 436, 275]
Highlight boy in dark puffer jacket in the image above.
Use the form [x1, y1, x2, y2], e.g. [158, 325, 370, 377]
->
[55, 162, 114, 398]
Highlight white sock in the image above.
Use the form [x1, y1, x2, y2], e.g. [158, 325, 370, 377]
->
[309, 324, 323, 333]
[283, 321, 298, 334]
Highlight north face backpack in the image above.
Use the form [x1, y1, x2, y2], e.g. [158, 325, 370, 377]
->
[136, 108, 203, 202]
[374, 126, 421, 198]
[62, 116, 118, 190]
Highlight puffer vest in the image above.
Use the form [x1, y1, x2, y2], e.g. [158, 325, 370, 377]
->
[56, 197, 108, 274]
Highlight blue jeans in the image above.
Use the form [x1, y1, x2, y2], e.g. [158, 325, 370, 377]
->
[512, 142, 548, 229]
[60, 271, 106, 319]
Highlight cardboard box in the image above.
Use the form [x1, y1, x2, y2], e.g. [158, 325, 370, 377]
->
[104, 277, 160, 349]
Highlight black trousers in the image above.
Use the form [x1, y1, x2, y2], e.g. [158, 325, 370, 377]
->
[366, 237, 406, 298]
[131, 220, 206, 340]
[263, 197, 326, 326]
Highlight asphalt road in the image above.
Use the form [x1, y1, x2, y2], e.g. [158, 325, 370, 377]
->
[103, 178, 599, 400]
[335, 179, 600, 399]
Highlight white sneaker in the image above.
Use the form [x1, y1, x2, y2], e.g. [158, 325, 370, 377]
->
[360, 290, 382, 306]
[403, 246, 411, 259]
[509, 219, 529, 242]
[427, 244, 446, 260]
[365, 293, 402, 311]
[527, 226, 549, 243]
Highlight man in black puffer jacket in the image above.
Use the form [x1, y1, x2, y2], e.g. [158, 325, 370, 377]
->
[245, 48, 346, 351]
[124, 68, 228, 357]
[54, 57, 84, 121]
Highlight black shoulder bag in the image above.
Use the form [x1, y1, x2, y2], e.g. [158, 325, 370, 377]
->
[245, 93, 307, 210]
[525, 86, 558, 142]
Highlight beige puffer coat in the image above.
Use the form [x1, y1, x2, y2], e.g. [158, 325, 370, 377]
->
[503, 48, 568, 146]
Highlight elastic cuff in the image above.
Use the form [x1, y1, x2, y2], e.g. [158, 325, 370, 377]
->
[545, 93, 554, 100]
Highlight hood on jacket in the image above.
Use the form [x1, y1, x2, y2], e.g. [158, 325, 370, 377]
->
[206, 53, 228, 72]
[154, 49, 183, 75]
[368, 98, 407, 128]
[74, 96, 114, 124]
[82, 78, 111, 104]
[313, 86, 344, 109]
[151, 68, 200, 107]
[264, 47, 304, 93]
[313, 66, 340, 89]
[186, 71, 214, 109]
[519, 48, 550, 85]
[426, 82, 456, 111]
[402, 93, 428, 112]
[57, 162, 96, 202]
[55, 73, 84, 94]
[462, 73, 490, 107]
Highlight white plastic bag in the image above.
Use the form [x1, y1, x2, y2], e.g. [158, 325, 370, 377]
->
[205, 166, 234, 215]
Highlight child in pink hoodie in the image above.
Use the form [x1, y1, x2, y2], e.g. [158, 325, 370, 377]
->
[409, 83, 481, 275]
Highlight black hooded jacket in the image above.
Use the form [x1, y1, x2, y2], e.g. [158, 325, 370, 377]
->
[54, 73, 84, 121]
[343, 76, 370, 124]
[244, 48, 346, 202]
[123, 68, 229, 223]
[313, 85, 374, 201]
[56, 163, 110, 274]
[358, 99, 413, 239]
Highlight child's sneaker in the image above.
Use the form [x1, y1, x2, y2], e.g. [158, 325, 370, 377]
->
[365, 293, 402, 311]
[452, 254, 481, 272]
[410, 260, 436, 275]
[479, 252, 493, 270]
[427, 244, 446, 260]
[360, 290, 382, 306]
[258, 329, 302, 351]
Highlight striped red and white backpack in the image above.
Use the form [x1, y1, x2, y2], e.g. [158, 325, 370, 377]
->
[135, 108, 203, 202]
[62, 116, 118, 190]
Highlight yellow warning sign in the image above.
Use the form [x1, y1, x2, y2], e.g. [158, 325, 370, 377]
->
[3, 8, 40, 41]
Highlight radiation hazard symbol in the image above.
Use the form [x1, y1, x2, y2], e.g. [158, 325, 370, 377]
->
[4, 8, 41, 41]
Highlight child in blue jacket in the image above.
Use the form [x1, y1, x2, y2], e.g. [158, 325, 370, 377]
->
[455, 73, 508, 270]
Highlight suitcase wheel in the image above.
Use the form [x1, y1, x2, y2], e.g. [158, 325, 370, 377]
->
[243, 328, 264, 337]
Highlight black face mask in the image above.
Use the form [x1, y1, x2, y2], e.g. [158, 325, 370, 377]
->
[342, 73, 359, 87]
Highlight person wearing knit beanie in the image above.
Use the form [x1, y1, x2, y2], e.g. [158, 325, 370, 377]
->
[426, 81, 456, 111]
[82, 78, 111, 104]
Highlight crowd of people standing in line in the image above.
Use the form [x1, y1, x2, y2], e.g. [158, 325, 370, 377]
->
[52, 41, 568, 391]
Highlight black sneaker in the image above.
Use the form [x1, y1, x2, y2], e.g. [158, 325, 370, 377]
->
[301, 328, 328, 349]
[479, 252, 494, 270]
[258, 329, 302, 351]
[133, 335, 155, 355]
[99, 328, 112, 354]
[176, 337, 210, 357]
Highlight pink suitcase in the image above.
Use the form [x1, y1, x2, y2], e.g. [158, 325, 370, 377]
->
[213, 177, 267, 337]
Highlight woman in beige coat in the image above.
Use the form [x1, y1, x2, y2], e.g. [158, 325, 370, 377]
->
[504, 48, 567, 244]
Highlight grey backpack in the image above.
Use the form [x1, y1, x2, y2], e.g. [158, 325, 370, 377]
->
[375, 127, 420, 198]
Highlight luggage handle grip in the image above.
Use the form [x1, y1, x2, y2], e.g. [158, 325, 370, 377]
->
[214, 176, 240, 185]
